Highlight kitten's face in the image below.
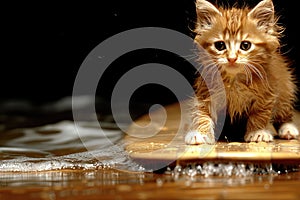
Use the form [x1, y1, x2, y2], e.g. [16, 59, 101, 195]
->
[194, 0, 281, 76]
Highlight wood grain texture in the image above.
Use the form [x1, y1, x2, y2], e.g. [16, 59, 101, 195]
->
[125, 101, 300, 168]
[1, 169, 300, 200]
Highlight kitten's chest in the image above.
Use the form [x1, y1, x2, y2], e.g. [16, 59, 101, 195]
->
[225, 79, 254, 117]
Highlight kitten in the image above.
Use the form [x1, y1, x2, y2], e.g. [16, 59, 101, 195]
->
[185, 0, 299, 144]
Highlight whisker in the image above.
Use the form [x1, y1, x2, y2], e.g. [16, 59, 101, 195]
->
[247, 61, 267, 75]
[247, 64, 264, 80]
[243, 65, 252, 85]
[246, 62, 271, 89]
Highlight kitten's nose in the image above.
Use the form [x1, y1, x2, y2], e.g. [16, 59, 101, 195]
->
[227, 57, 237, 64]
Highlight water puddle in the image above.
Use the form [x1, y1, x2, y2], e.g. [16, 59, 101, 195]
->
[0, 119, 146, 172]
[0, 97, 299, 176]
[0, 118, 150, 174]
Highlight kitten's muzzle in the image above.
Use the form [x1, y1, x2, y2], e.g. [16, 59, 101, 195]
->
[227, 57, 237, 64]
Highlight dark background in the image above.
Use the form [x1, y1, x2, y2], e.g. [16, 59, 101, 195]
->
[2, 0, 300, 107]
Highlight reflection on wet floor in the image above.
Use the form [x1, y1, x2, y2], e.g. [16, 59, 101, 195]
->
[1, 169, 300, 199]
[0, 98, 300, 199]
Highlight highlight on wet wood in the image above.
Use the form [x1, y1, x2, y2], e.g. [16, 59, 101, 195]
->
[125, 101, 300, 170]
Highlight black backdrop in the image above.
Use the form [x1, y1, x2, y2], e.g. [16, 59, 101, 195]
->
[2, 0, 300, 108]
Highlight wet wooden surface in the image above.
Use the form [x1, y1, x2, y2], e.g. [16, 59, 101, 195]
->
[1, 102, 300, 200]
[1, 167, 300, 199]
[125, 101, 300, 168]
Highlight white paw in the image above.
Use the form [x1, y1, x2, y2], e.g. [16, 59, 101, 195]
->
[185, 130, 215, 145]
[278, 123, 299, 140]
[244, 129, 274, 142]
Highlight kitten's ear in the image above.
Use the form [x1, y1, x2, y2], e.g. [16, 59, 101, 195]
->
[196, 0, 221, 30]
[248, 0, 275, 31]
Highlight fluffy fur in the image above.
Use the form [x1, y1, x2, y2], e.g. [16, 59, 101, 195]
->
[185, 0, 299, 144]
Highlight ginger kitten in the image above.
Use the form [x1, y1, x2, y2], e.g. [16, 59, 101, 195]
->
[185, 0, 299, 144]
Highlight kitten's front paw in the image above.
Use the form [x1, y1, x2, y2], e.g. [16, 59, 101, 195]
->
[185, 131, 215, 145]
[278, 123, 299, 140]
[244, 129, 274, 142]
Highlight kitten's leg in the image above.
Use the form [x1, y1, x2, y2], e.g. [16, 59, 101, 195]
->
[185, 99, 215, 145]
[273, 108, 299, 139]
[185, 116, 215, 144]
[244, 123, 274, 142]
[272, 93, 299, 139]
[278, 122, 299, 139]
[244, 108, 274, 142]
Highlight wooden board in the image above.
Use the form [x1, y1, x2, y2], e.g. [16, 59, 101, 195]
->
[125, 101, 300, 170]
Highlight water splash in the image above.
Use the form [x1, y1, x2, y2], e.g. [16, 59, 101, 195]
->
[164, 162, 299, 179]
[0, 120, 144, 172]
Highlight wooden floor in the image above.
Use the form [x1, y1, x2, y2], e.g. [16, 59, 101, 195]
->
[1, 169, 300, 200]
[125, 101, 300, 170]
[1, 101, 300, 200]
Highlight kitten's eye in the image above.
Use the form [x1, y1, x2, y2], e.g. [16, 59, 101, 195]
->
[214, 41, 226, 51]
[240, 41, 251, 51]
